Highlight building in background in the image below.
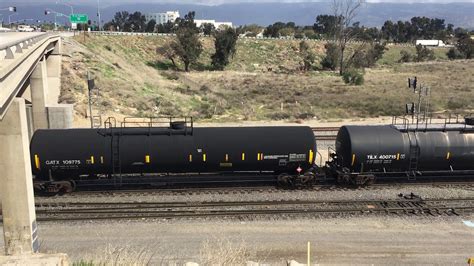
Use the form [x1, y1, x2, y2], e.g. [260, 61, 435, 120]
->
[194, 19, 233, 29]
[145, 11, 180, 24]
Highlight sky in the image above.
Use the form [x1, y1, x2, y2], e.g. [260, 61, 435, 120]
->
[5, 0, 474, 4]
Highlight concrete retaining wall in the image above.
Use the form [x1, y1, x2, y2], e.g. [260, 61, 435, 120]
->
[47, 104, 73, 129]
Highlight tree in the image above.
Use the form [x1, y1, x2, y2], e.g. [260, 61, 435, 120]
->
[299, 41, 316, 71]
[321, 42, 340, 70]
[279, 27, 295, 37]
[112, 11, 129, 31]
[171, 12, 202, 72]
[156, 21, 175, 33]
[415, 44, 435, 62]
[145, 19, 156, 33]
[263, 22, 285, 37]
[332, 0, 365, 75]
[211, 27, 239, 70]
[201, 23, 215, 36]
[399, 50, 413, 63]
[156, 43, 178, 68]
[456, 34, 474, 59]
[124, 12, 146, 32]
[349, 42, 387, 68]
[381, 20, 396, 41]
[365, 42, 387, 66]
[313, 14, 340, 36]
[447, 47, 465, 60]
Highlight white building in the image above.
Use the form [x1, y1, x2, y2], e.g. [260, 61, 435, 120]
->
[415, 40, 446, 47]
[194, 19, 233, 29]
[145, 11, 180, 24]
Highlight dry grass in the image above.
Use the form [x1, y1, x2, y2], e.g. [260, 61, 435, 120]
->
[198, 237, 253, 265]
[72, 244, 154, 266]
[60, 35, 474, 124]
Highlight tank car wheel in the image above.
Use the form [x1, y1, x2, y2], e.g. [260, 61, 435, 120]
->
[336, 174, 350, 185]
[277, 174, 294, 188]
[299, 172, 315, 187]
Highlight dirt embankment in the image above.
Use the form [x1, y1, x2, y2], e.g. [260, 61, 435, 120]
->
[59, 35, 474, 127]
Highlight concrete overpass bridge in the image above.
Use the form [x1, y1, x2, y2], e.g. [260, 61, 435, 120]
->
[0, 31, 72, 260]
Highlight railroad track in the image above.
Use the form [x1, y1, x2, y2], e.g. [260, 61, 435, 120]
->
[35, 181, 474, 199]
[31, 197, 474, 221]
[311, 127, 338, 141]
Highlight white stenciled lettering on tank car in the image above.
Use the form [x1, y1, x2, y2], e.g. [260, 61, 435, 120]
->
[367, 154, 404, 160]
[263, 155, 289, 160]
[62, 160, 81, 165]
[289, 153, 306, 162]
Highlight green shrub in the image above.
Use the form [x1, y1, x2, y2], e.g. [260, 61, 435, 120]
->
[73, 260, 94, 266]
[342, 69, 364, 85]
[415, 44, 435, 62]
[447, 48, 465, 60]
[321, 42, 339, 70]
[399, 50, 413, 63]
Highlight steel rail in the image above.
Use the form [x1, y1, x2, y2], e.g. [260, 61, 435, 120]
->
[33, 180, 474, 199]
[31, 198, 474, 221]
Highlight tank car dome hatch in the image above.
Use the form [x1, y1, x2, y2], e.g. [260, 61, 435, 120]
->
[170, 121, 186, 130]
[465, 117, 474, 126]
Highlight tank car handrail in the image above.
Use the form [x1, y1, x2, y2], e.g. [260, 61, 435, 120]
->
[100, 116, 194, 136]
[104, 117, 117, 128]
[392, 116, 409, 131]
[316, 151, 323, 167]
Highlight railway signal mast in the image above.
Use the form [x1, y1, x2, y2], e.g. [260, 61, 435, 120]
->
[407, 77, 431, 127]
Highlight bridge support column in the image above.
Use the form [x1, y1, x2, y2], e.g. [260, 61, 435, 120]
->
[30, 57, 49, 130]
[46, 39, 62, 104]
[0, 98, 38, 255]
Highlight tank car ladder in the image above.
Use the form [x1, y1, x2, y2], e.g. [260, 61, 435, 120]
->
[111, 133, 122, 187]
[105, 117, 122, 187]
[407, 131, 419, 180]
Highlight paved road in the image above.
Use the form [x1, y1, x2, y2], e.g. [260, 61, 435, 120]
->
[2, 216, 473, 264]
[0, 32, 45, 47]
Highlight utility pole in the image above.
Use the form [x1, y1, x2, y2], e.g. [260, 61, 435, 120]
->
[87, 71, 95, 128]
[407, 77, 431, 127]
[97, 0, 101, 31]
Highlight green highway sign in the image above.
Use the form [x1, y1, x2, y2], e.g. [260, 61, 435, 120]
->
[70, 14, 88, 23]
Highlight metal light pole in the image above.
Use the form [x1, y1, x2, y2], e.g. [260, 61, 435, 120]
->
[97, 0, 101, 31]
[56, 1, 74, 28]
[56, 1, 74, 15]
[11, 18, 35, 24]
[0, 6, 16, 12]
[45, 8, 68, 31]
[8, 13, 18, 25]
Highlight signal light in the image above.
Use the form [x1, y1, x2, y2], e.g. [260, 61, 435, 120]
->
[408, 76, 417, 92]
[406, 103, 415, 115]
[9, 6, 16, 12]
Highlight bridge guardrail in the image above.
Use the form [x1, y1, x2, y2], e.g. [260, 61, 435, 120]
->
[0, 32, 60, 119]
[0, 33, 52, 60]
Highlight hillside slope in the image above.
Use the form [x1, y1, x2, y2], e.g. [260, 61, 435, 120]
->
[60, 35, 474, 125]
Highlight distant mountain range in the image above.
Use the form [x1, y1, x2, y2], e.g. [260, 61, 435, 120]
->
[1, 1, 473, 28]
